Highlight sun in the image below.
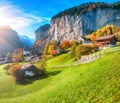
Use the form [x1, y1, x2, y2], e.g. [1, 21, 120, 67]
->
[0, 13, 8, 26]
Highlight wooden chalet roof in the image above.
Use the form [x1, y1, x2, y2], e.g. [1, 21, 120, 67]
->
[21, 63, 32, 70]
[96, 35, 115, 41]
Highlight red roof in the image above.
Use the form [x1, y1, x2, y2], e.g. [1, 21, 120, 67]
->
[96, 35, 115, 41]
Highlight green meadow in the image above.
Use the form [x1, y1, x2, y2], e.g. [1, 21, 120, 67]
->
[0, 51, 120, 103]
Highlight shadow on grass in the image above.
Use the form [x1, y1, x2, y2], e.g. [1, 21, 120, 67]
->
[15, 71, 61, 85]
[48, 70, 61, 76]
[16, 75, 47, 85]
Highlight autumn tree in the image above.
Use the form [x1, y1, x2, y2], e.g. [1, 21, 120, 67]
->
[69, 40, 77, 46]
[75, 45, 81, 60]
[7, 63, 22, 75]
[70, 44, 77, 56]
[48, 44, 55, 54]
[12, 49, 23, 62]
[37, 45, 47, 72]
[91, 33, 96, 44]
[75, 44, 97, 60]
[61, 40, 70, 49]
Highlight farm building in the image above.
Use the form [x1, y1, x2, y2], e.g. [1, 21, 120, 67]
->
[95, 35, 117, 48]
[20, 63, 45, 78]
[14, 63, 46, 82]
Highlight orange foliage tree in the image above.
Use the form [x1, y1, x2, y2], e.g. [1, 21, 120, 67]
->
[12, 48, 23, 62]
[50, 50, 57, 56]
[61, 40, 70, 49]
[8, 63, 22, 75]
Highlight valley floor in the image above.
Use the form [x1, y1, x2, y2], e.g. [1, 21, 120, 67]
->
[0, 52, 120, 103]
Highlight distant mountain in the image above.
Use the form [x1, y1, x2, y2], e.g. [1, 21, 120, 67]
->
[0, 26, 23, 55]
[19, 35, 34, 49]
[35, 24, 50, 41]
[34, 24, 50, 53]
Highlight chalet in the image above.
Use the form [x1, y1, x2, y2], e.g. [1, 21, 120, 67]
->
[20, 63, 45, 78]
[95, 35, 117, 48]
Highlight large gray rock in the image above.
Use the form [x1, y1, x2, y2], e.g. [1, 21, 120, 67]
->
[0, 26, 23, 55]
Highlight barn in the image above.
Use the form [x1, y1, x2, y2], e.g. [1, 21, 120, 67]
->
[95, 35, 117, 48]
[14, 63, 46, 83]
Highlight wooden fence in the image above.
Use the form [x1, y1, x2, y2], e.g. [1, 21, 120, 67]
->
[52, 46, 120, 68]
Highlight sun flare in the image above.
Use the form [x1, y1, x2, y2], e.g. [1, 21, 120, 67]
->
[0, 13, 8, 26]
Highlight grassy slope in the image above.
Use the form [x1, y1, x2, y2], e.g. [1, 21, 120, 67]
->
[0, 52, 120, 103]
[47, 53, 75, 67]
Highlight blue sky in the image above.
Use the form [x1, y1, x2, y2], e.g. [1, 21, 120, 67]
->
[0, 0, 119, 39]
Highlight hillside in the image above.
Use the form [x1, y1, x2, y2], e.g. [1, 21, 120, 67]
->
[47, 53, 75, 67]
[0, 51, 120, 103]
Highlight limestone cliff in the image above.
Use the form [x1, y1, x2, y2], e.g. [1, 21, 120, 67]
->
[34, 2, 120, 53]
[48, 2, 120, 42]
[35, 24, 50, 41]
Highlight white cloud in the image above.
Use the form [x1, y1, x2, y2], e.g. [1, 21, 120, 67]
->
[0, 1, 51, 29]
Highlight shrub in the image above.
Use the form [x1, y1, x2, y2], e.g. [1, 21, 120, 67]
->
[61, 40, 70, 49]
[69, 40, 77, 46]
[12, 49, 23, 62]
[37, 54, 47, 73]
[50, 50, 57, 56]
[4, 65, 11, 73]
[8, 63, 21, 75]
[116, 42, 120, 46]
[75, 46, 81, 60]
[70, 44, 77, 56]
[75, 44, 98, 60]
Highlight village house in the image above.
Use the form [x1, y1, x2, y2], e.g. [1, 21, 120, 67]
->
[20, 63, 45, 78]
[95, 35, 117, 49]
[13, 63, 45, 82]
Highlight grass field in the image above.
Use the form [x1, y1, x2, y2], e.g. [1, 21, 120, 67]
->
[0, 51, 120, 103]
[47, 53, 75, 67]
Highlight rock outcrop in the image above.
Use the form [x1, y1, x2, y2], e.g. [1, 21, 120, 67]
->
[35, 24, 50, 41]
[0, 26, 23, 55]
[48, 2, 120, 42]
[35, 2, 120, 52]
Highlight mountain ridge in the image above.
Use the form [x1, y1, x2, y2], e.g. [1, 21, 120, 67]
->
[52, 2, 120, 20]
[0, 26, 23, 55]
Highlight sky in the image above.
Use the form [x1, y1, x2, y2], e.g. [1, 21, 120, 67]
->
[0, 0, 119, 39]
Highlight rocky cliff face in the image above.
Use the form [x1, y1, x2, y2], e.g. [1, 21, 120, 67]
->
[35, 24, 50, 41]
[0, 26, 23, 55]
[34, 2, 120, 52]
[48, 2, 120, 42]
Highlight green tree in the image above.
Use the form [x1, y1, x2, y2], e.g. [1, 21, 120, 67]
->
[70, 44, 77, 56]
[75, 45, 81, 60]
